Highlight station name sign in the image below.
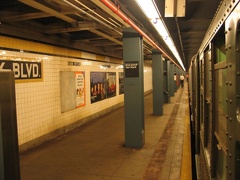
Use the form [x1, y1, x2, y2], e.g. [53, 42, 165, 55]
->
[68, 61, 81, 66]
[0, 60, 42, 80]
[125, 61, 139, 78]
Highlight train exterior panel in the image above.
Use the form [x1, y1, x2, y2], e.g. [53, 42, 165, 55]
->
[188, 1, 240, 179]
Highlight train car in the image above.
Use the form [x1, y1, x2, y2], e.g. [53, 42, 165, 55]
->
[188, 1, 240, 180]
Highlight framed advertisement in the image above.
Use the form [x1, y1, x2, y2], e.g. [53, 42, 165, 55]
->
[90, 72, 116, 103]
[60, 71, 85, 113]
[75, 72, 85, 107]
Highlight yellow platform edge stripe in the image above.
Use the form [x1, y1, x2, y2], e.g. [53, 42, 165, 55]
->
[181, 87, 192, 180]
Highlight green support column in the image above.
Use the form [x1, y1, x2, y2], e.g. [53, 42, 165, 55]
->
[152, 50, 163, 115]
[176, 67, 180, 90]
[123, 28, 145, 148]
[163, 60, 167, 103]
[169, 62, 174, 97]
[0, 71, 21, 180]
[166, 60, 171, 103]
[176, 68, 180, 89]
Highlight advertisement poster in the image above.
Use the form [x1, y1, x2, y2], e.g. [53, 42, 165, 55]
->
[75, 72, 85, 107]
[119, 72, 124, 94]
[106, 72, 116, 98]
[90, 72, 116, 103]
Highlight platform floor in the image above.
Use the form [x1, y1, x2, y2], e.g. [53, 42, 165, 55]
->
[20, 85, 191, 180]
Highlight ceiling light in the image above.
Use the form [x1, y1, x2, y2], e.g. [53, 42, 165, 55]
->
[0, 51, 6, 55]
[135, 0, 185, 71]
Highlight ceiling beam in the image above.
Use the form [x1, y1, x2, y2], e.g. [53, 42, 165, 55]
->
[45, 22, 105, 34]
[89, 29, 123, 45]
[18, 0, 123, 49]
[18, 0, 76, 23]
[1, 10, 79, 21]
[93, 41, 121, 46]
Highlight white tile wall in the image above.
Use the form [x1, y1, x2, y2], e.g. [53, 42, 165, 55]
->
[0, 43, 152, 147]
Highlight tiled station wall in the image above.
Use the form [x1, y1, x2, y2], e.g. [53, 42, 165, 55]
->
[0, 36, 152, 152]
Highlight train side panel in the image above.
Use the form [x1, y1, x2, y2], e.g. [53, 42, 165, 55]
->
[189, 1, 240, 180]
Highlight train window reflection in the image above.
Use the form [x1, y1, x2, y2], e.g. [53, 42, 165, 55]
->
[214, 37, 226, 63]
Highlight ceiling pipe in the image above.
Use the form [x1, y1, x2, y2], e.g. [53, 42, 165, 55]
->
[99, 0, 182, 69]
[74, 0, 119, 28]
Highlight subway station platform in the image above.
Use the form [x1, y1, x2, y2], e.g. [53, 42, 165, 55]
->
[20, 85, 191, 180]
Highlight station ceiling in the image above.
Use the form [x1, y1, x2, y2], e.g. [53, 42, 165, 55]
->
[0, 0, 221, 70]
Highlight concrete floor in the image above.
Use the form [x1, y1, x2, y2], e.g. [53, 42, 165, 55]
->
[20, 85, 190, 180]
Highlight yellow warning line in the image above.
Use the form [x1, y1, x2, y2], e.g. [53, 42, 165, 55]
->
[181, 88, 192, 180]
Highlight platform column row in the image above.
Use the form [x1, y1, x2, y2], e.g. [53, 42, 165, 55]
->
[122, 27, 184, 148]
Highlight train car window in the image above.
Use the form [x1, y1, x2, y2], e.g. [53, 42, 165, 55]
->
[213, 33, 227, 179]
[203, 49, 212, 151]
[200, 57, 204, 126]
[205, 50, 212, 101]
[213, 36, 227, 147]
[214, 37, 226, 63]
[215, 68, 227, 147]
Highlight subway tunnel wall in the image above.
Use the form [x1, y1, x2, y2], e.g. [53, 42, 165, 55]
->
[0, 36, 153, 152]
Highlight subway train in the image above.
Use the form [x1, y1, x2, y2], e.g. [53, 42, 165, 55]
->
[188, 1, 240, 180]
[2, 0, 240, 179]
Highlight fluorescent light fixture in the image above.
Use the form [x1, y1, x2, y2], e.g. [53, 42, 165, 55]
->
[1, 51, 6, 55]
[100, 65, 111, 69]
[135, 0, 159, 20]
[116, 65, 124, 69]
[135, 0, 185, 71]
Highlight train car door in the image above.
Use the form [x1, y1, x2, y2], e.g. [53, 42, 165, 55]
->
[213, 32, 227, 180]
[193, 55, 201, 155]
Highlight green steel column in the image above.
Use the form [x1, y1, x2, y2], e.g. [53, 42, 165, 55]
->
[163, 60, 167, 103]
[123, 28, 145, 148]
[175, 67, 178, 89]
[169, 62, 174, 97]
[176, 68, 180, 89]
[0, 71, 21, 180]
[166, 60, 171, 103]
[152, 50, 163, 115]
